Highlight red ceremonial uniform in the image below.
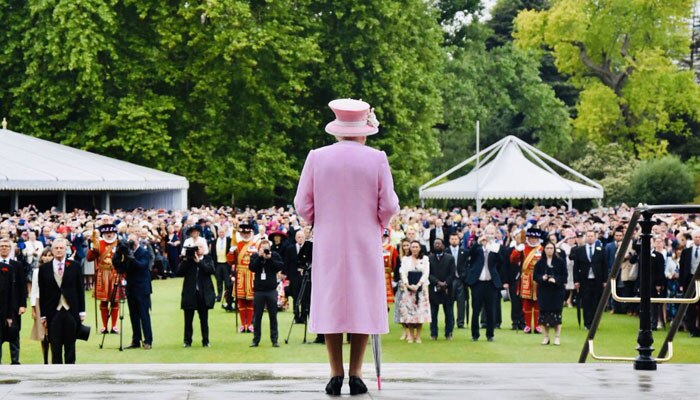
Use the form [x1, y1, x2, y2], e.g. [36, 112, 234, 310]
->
[87, 239, 123, 331]
[382, 243, 397, 304]
[230, 237, 257, 331]
[510, 242, 543, 331]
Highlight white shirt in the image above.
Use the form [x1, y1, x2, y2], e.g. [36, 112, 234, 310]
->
[479, 247, 492, 281]
[587, 244, 595, 279]
[692, 246, 700, 274]
[182, 236, 209, 255]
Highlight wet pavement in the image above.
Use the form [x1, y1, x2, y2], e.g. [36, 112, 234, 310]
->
[0, 363, 698, 399]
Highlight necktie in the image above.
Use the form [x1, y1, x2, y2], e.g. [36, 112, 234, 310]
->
[58, 262, 64, 277]
[588, 245, 592, 261]
[695, 247, 698, 259]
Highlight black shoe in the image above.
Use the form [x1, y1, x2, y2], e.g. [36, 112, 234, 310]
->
[11, 362, 20, 365]
[487, 337, 494, 342]
[457, 325, 465, 329]
[471, 337, 478, 342]
[496, 324, 501, 329]
[349, 376, 368, 395]
[203, 342, 210, 347]
[272, 342, 280, 348]
[313, 335, 325, 344]
[183, 343, 191, 348]
[125, 342, 141, 349]
[325, 376, 343, 396]
[215, 296, 221, 302]
[249, 341, 259, 347]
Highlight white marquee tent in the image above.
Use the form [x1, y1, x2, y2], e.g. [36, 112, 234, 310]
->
[0, 124, 189, 211]
[420, 135, 603, 210]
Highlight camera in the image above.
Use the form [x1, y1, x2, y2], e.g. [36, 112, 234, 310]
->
[263, 248, 271, 255]
[184, 245, 198, 260]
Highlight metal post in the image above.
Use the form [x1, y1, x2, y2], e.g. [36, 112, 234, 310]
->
[475, 120, 480, 213]
[11, 191, 19, 211]
[635, 213, 657, 370]
[60, 191, 67, 212]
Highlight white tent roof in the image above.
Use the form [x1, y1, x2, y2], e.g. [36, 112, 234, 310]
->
[420, 135, 603, 201]
[0, 128, 189, 191]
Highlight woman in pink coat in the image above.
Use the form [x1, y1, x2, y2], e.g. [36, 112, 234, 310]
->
[295, 98, 400, 396]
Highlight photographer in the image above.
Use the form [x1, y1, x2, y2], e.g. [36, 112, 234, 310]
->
[177, 243, 215, 347]
[248, 240, 283, 347]
[113, 234, 153, 350]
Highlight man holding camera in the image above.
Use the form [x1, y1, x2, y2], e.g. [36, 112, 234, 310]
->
[177, 242, 215, 347]
[249, 240, 283, 347]
[115, 234, 154, 349]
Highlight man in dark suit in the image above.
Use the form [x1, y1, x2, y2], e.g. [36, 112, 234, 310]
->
[0, 239, 19, 364]
[428, 238, 455, 340]
[249, 239, 284, 347]
[210, 228, 231, 303]
[466, 227, 503, 342]
[0, 238, 26, 365]
[116, 234, 154, 350]
[604, 227, 625, 314]
[447, 233, 469, 328]
[38, 238, 85, 364]
[177, 241, 216, 347]
[679, 230, 700, 336]
[283, 230, 306, 323]
[570, 230, 606, 330]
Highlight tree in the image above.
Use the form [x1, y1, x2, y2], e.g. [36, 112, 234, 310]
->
[436, 42, 571, 175]
[308, 1, 445, 202]
[570, 142, 638, 205]
[629, 156, 694, 204]
[514, 0, 700, 158]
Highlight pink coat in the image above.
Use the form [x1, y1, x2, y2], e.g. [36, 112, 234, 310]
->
[294, 141, 400, 334]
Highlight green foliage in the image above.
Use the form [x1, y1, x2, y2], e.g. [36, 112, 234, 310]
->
[0, 0, 444, 205]
[436, 42, 571, 175]
[629, 156, 694, 205]
[514, 0, 700, 159]
[570, 142, 638, 206]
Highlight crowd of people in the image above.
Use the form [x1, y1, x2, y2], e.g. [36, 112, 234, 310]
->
[0, 202, 699, 363]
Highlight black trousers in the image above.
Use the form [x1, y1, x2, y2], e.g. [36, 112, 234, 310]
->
[430, 300, 455, 338]
[509, 283, 524, 328]
[452, 279, 469, 327]
[184, 292, 209, 345]
[253, 289, 278, 344]
[288, 277, 303, 321]
[127, 292, 153, 345]
[581, 279, 603, 328]
[9, 316, 21, 364]
[214, 263, 229, 299]
[49, 310, 77, 364]
[685, 300, 700, 334]
[471, 281, 497, 340]
[622, 281, 637, 314]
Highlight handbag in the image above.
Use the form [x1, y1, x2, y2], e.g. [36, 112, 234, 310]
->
[407, 270, 422, 286]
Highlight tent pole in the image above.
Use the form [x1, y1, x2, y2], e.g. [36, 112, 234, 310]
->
[476, 120, 480, 213]
[568, 197, 572, 211]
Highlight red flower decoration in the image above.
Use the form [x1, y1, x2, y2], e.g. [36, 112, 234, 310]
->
[1, 267, 8, 273]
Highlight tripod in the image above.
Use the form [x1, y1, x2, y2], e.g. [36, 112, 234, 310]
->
[284, 267, 311, 344]
[99, 275, 126, 351]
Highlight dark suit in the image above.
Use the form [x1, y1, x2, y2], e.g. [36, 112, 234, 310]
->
[0, 259, 25, 364]
[38, 259, 85, 364]
[0, 261, 15, 364]
[679, 246, 700, 335]
[570, 243, 606, 329]
[284, 243, 304, 322]
[117, 246, 153, 346]
[428, 253, 455, 338]
[650, 250, 667, 329]
[210, 237, 232, 300]
[178, 254, 215, 346]
[447, 245, 469, 327]
[466, 243, 503, 340]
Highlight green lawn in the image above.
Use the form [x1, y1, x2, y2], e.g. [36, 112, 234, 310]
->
[6, 278, 699, 364]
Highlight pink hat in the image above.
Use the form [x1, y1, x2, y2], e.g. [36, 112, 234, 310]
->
[325, 99, 379, 136]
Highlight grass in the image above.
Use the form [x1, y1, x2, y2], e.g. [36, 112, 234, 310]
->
[5, 277, 700, 364]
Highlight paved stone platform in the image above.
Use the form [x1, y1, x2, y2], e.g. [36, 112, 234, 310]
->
[0, 363, 698, 399]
